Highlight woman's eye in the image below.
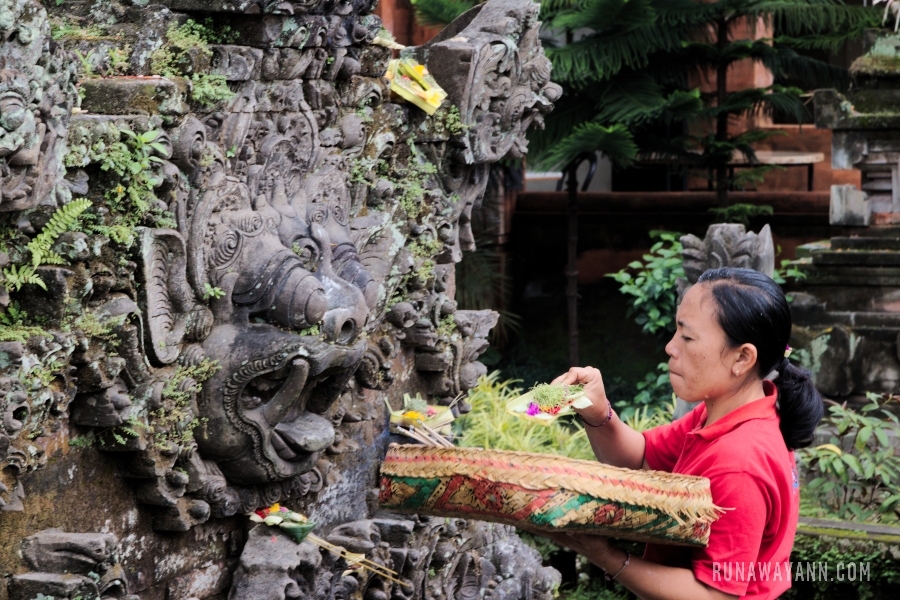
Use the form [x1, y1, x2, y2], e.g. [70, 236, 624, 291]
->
[681, 335, 691, 341]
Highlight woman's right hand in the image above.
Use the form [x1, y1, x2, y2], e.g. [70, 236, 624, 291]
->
[552, 366, 610, 426]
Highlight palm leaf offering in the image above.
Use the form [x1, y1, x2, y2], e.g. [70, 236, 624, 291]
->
[380, 444, 724, 547]
[386, 58, 448, 115]
[249, 504, 409, 587]
[505, 383, 592, 425]
[386, 393, 456, 446]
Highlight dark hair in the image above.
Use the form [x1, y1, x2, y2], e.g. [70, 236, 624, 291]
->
[696, 267, 823, 450]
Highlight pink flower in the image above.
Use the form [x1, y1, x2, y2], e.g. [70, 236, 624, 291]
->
[526, 402, 541, 416]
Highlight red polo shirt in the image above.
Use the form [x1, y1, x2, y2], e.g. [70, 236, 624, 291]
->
[642, 381, 799, 599]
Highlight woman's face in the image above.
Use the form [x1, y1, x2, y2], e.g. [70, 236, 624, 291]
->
[665, 284, 746, 403]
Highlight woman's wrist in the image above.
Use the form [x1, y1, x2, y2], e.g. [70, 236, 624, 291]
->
[580, 397, 613, 428]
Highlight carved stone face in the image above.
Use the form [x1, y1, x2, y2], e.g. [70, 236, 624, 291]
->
[188, 176, 371, 485]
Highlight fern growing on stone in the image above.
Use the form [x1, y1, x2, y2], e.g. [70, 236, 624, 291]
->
[1, 199, 92, 292]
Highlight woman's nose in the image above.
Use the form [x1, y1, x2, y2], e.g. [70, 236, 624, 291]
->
[665, 337, 677, 358]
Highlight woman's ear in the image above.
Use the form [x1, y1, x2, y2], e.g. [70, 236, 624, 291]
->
[731, 343, 758, 377]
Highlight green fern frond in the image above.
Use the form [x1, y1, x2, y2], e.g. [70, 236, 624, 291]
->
[2, 264, 47, 291]
[27, 198, 93, 268]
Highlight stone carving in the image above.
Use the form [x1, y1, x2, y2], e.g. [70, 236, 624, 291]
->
[8, 529, 138, 600]
[0, 0, 559, 597]
[230, 518, 560, 600]
[0, 0, 78, 212]
[678, 223, 775, 295]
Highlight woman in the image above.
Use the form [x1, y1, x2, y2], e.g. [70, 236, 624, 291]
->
[548, 267, 823, 599]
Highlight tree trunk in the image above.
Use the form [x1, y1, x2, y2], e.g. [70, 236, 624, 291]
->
[566, 162, 579, 368]
[716, 16, 729, 208]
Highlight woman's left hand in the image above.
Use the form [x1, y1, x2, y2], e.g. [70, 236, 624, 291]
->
[544, 531, 615, 566]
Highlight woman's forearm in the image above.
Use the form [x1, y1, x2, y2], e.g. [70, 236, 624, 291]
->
[591, 547, 736, 600]
[583, 411, 647, 470]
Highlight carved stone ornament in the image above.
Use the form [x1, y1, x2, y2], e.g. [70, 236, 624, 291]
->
[678, 223, 776, 296]
[0, 0, 559, 597]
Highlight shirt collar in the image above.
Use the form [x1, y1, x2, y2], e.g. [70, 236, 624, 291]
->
[691, 380, 778, 441]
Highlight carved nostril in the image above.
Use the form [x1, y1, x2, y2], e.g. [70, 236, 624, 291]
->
[336, 319, 356, 344]
[295, 287, 327, 330]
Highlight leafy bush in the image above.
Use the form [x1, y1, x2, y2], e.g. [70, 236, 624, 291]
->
[708, 203, 773, 226]
[607, 231, 684, 339]
[798, 393, 900, 523]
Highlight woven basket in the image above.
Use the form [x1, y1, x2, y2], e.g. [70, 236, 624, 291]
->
[379, 444, 724, 547]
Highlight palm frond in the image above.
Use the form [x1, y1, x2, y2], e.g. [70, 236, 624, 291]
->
[536, 122, 638, 170]
[411, 0, 477, 28]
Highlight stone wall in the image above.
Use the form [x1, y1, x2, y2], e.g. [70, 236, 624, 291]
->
[0, 0, 561, 598]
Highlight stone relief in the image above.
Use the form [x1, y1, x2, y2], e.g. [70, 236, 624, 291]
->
[9, 529, 138, 600]
[0, 0, 559, 597]
[0, 0, 78, 213]
[229, 518, 560, 600]
[678, 223, 775, 296]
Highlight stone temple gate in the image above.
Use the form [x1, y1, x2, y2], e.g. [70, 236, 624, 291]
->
[0, 0, 561, 598]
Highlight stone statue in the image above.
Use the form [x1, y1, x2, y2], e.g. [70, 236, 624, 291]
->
[0, 0, 560, 597]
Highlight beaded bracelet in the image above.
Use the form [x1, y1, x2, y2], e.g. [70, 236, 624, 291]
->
[580, 398, 613, 428]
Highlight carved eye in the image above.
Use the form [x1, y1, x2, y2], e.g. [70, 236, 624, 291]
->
[237, 213, 264, 235]
[332, 204, 347, 225]
[209, 230, 241, 269]
[309, 207, 327, 225]
[291, 238, 320, 272]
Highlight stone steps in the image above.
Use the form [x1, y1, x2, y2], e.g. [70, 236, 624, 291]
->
[811, 250, 900, 266]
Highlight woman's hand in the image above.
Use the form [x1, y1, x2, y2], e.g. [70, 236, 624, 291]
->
[545, 531, 615, 566]
[552, 366, 609, 426]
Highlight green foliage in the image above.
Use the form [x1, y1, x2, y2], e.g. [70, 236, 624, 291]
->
[607, 231, 684, 338]
[150, 19, 236, 107]
[298, 324, 321, 337]
[516, 0, 877, 200]
[191, 73, 234, 106]
[50, 17, 109, 41]
[149, 360, 220, 451]
[411, 0, 477, 28]
[1, 200, 92, 292]
[798, 394, 900, 523]
[708, 203, 773, 226]
[615, 362, 675, 423]
[203, 283, 225, 299]
[74, 49, 98, 78]
[1, 264, 46, 292]
[73, 126, 172, 245]
[773, 258, 807, 286]
[783, 529, 900, 600]
[456, 372, 594, 460]
[107, 44, 132, 76]
[620, 393, 676, 433]
[27, 199, 93, 268]
[396, 141, 437, 219]
[0, 303, 50, 342]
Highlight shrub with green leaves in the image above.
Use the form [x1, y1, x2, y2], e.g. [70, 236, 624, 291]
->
[798, 393, 900, 523]
[607, 231, 684, 339]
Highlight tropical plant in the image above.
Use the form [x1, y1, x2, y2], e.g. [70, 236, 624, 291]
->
[411, 0, 877, 205]
[607, 231, 684, 339]
[798, 393, 900, 523]
[455, 237, 520, 347]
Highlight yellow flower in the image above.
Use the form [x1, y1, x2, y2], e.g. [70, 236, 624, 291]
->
[401, 411, 425, 422]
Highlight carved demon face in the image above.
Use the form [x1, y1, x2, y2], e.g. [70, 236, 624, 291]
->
[188, 174, 371, 485]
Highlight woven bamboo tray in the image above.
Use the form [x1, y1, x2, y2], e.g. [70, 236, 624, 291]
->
[379, 444, 724, 547]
